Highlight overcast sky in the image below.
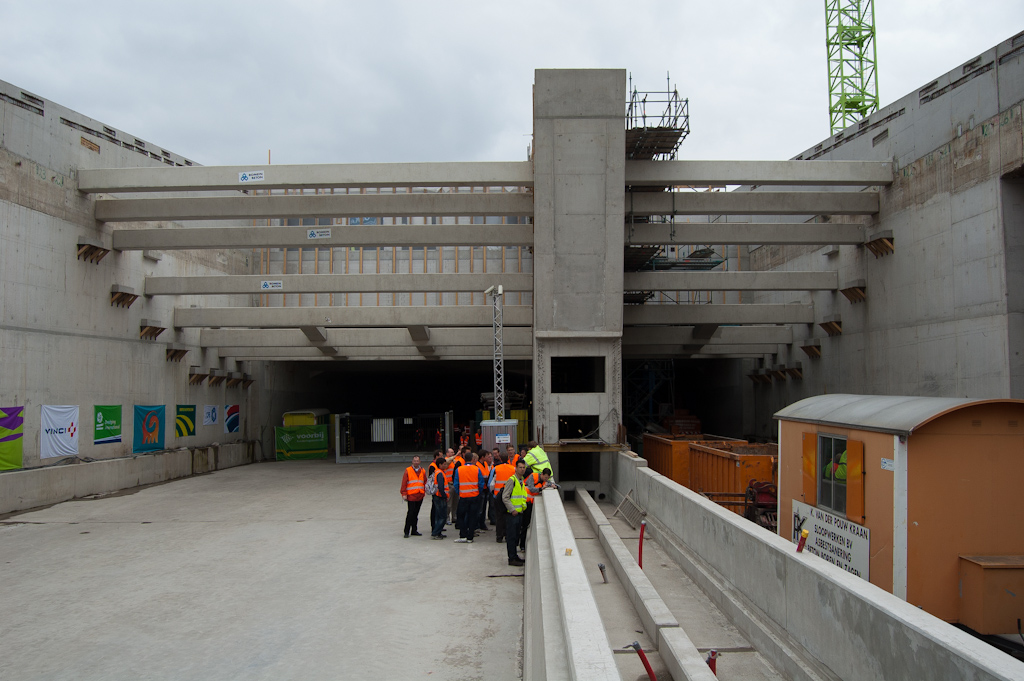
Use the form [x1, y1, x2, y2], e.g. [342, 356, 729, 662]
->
[3, 1, 1022, 167]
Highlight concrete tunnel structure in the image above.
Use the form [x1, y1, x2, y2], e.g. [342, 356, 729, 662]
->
[3, 32, 1024, 680]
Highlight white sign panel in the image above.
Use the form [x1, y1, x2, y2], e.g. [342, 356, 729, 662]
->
[880, 458, 895, 471]
[792, 500, 870, 580]
[238, 170, 264, 183]
[41, 405, 79, 459]
[495, 433, 511, 444]
[260, 280, 283, 290]
[307, 228, 331, 239]
[203, 405, 218, 426]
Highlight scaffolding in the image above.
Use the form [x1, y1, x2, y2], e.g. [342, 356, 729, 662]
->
[825, 0, 879, 135]
[625, 73, 690, 161]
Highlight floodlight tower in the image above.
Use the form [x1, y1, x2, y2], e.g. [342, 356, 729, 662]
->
[486, 285, 505, 420]
[825, 0, 879, 135]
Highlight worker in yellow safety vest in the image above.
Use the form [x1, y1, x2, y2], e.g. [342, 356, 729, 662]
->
[501, 459, 529, 566]
[519, 467, 555, 551]
[522, 441, 551, 477]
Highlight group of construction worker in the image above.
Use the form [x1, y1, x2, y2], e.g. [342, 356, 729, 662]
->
[399, 441, 555, 567]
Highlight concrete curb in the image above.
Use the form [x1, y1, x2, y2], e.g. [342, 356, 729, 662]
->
[575, 488, 718, 681]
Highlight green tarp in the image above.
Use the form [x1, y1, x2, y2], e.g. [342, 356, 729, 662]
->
[275, 425, 329, 460]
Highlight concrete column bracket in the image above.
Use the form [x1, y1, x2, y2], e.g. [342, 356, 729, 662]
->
[241, 373, 255, 389]
[77, 237, 110, 264]
[770, 364, 788, 380]
[784, 362, 804, 380]
[840, 279, 867, 303]
[139, 319, 166, 340]
[818, 315, 842, 337]
[188, 367, 209, 385]
[226, 372, 244, 388]
[800, 338, 823, 358]
[864, 230, 895, 258]
[165, 343, 188, 362]
[110, 284, 138, 308]
[207, 369, 226, 386]
[747, 368, 773, 384]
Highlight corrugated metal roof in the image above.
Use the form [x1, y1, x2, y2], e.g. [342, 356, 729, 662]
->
[773, 394, 1024, 435]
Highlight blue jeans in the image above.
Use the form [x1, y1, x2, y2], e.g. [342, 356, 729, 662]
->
[431, 495, 448, 537]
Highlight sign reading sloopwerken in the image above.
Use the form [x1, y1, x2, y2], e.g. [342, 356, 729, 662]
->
[275, 425, 329, 460]
[792, 500, 870, 580]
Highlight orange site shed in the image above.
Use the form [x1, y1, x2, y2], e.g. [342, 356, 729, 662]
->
[774, 394, 1024, 637]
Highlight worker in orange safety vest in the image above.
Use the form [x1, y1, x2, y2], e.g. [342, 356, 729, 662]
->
[400, 455, 427, 538]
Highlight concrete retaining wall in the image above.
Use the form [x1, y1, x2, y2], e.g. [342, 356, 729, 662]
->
[523, 490, 619, 681]
[0, 442, 256, 514]
[610, 453, 1024, 681]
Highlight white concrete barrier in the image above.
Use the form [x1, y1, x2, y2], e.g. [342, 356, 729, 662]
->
[523, 490, 620, 681]
[0, 443, 255, 515]
[610, 453, 1024, 681]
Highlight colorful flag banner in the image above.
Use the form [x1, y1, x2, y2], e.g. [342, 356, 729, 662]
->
[0, 406, 25, 470]
[176, 405, 196, 437]
[41, 405, 79, 459]
[133, 405, 165, 453]
[203, 405, 218, 426]
[93, 405, 122, 445]
[275, 425, 329, 460]
[224, 404, 240, 434]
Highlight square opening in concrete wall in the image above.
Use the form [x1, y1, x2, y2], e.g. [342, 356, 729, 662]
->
[550, 356, 605, 393]
[558, 414, 599, 439]
[558, 452, 600, 482]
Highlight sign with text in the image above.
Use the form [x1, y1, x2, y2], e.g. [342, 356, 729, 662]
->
[41, 405, 79, 459]
[275, 425, 329, 460]
[792, 500, 870, 580]
[93, 405, 122, 444]
[238, 170, 264, 183]
[260, 280, 283, 290]
[307, 228, 331, 239]
[495, 433, 511, 444]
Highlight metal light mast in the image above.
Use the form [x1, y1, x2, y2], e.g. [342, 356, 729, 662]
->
[825, 0, 879, 135]
[487, 285, 505, 420]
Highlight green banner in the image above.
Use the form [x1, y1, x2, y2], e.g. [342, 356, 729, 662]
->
[276, 425, 329, 460]
[0, 406, 24, 470]
[93, 405, 122, 445]
[176, 405, 196, 437]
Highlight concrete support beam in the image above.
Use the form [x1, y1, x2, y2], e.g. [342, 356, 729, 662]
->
[112, 225, 534, 250]
[623, 344, 780, 356]
[174, 305, 534, 329]
[623, 304, 814, 325]
[217, 346, 533, 360]
[626, 191, 878, 216]
[625, 160, 893, 186]
[622, 325, 793, 345]
[200, 326, 534, 349]
[79, 162, 534, 193]
[146, 273, 534, 296]
[96, 192, 533, 222]
[624, 271, 838, 291]
[300, 326, 327, 343]
[407, 325, 430, 342]
[625, 222, 866, 245]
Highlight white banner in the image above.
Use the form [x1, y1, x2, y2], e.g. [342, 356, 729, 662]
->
[203, 405, 218, 426]
[792, 500, 870, 580]
[41, 405, 79, 459]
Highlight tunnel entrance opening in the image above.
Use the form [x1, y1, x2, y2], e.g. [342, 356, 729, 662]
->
[290, 360, 532, 454]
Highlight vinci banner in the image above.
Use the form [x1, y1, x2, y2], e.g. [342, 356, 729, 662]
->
[41, 405, 79, 459]
[275, 426, 329, 460]
[176, 405, 196, 437]
[133, 405, 165, 453]
[0, 406, 25, 470]
[224, 404, 240, 434]
[93, 405, 122, 445]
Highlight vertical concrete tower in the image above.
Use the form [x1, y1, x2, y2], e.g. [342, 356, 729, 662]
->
[531, 70, 626, 478]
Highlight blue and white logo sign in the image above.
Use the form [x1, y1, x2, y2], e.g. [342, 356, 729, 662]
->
[238, 170, 265, 183]
[261, 280, 283, 290]
[307, 228, 331, 239]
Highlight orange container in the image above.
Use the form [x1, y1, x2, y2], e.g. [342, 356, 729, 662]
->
[641, 434, 747, 488]
[688, 442, 778, 515]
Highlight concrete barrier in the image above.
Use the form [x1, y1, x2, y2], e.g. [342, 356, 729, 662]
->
[610, 452, 1024, 681]
[575, 488, 718, 681]
[0, 442, 255, 515]
[523, 490, 619, 681]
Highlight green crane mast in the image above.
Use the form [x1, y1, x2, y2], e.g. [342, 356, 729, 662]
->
[825, 0, 879, 135]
